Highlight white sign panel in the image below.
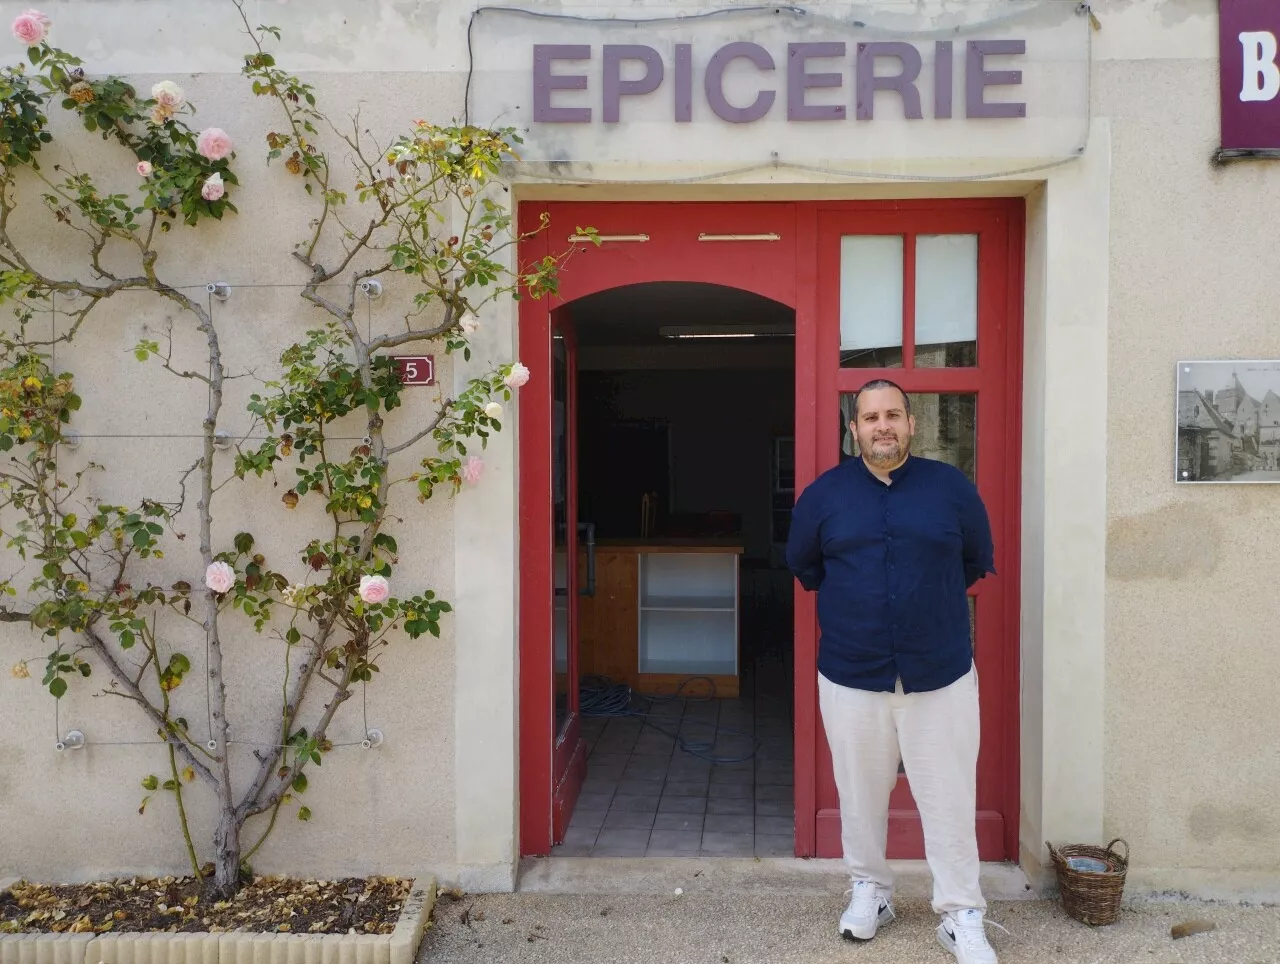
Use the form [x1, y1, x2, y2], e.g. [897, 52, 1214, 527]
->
[469, 1, 1091, 174]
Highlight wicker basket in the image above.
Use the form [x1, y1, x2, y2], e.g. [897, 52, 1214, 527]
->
[1046, 838, 1129, 926]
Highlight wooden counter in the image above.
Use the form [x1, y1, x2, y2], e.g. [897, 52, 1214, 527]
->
[578, 542, 743, 698]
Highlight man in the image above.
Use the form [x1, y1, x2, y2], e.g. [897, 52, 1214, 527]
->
[786, 379, 1000, 964]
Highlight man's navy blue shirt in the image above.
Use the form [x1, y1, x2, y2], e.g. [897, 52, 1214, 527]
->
[785, 454, 995, 694]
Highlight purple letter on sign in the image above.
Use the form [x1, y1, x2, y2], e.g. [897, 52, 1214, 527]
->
[855, 42, 923, 120]
[533, 45, 592, 123]
[705, 42, 776, 123]
[675, 44, 693, 122]
[935, 41, 954, 119]
[603, 45, 664, 123]
[787, 43, 846, 121]
[965, 40, 1026, 118]
[1219, 0, 1280, 150]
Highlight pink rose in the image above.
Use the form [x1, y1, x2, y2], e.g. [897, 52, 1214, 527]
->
[136, 161, 153, 177]
[460, 455, 485, 485]
[204, 561, 236, 594]
[201, 172, 225, 201]
[358, 574, 390, 604]
[503, 362, 530, 389]
[196, 127, 233, 161]
[11, 9, 50, 46]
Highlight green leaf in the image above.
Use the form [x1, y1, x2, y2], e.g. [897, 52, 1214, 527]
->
[234, 532, 254, 554]
[298, 806, 312, 821]
[49, 677, 67, 699]
[285, 627, 300, 645]
[292, 773, 308, 794]
[141, 775, 159, 791]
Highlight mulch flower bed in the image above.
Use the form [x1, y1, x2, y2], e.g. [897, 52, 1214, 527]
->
[0, 875, 412, 935]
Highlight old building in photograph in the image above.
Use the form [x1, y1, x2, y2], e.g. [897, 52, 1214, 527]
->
[1177, 365, 1280, 482]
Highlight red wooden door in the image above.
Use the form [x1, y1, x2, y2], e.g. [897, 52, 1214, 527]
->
[517, 200, 1021, 860]
[806, 200, 1023, 861]
[548, 308, 585, 843]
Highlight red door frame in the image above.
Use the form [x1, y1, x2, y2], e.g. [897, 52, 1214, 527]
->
[517, 200, 1023, 861]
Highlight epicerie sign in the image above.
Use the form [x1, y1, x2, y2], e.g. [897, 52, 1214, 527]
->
[468, 5, 1091, 171]
[533, 40, 1028, 124]
[1219, 0, 1280, 151]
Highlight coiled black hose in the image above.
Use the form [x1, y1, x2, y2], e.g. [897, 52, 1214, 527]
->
[578, 674, 759, 764]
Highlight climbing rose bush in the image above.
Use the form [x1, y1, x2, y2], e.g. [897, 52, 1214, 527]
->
[0, 5, 592, 899]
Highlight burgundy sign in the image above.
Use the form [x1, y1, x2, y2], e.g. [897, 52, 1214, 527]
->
[1220, 0, 1280, 151]
[533, 40, 1027, 124]
[393, 356, 435, 386]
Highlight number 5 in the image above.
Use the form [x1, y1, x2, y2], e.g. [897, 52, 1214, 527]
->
[403, 360, 419, 382]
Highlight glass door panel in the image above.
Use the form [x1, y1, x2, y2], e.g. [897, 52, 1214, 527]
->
[839, 235, 904, 369]
[552, 333, 574, 736]
[914, 234, 978, 368]
[838, 232, 980, 371]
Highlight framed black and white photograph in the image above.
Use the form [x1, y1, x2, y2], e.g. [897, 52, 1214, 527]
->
[1176, 360, 1280, 483]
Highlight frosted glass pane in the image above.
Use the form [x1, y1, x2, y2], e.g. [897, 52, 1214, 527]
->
[639, 610, 738, 676]
[915, 234, 978, 368]
[641, 553, 735, 602]
[840, 235, 903, 368]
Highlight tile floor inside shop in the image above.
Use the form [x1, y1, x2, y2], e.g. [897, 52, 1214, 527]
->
[553, 676, 795, 859]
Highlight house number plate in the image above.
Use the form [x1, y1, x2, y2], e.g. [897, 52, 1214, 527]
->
[393, 355, 435, 386]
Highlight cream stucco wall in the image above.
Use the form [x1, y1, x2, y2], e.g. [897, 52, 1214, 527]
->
[0, 0, 1277, 898]
[1094, 1, 1280, 898]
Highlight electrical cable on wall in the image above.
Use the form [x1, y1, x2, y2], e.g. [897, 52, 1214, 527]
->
[579, 673, 761, 764]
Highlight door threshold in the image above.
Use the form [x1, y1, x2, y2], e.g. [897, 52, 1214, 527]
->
[518, 856, 1038, 900]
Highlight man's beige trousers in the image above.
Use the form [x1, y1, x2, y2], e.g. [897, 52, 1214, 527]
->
[818, 664, 986, 914]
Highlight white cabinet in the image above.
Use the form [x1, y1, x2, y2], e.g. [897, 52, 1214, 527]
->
[637, 551, 739, 677]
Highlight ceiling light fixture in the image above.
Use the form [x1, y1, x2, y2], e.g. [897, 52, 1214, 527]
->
[658, 324, 795, 340]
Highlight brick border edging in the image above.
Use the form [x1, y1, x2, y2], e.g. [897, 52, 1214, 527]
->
[0, 876, 435, 964]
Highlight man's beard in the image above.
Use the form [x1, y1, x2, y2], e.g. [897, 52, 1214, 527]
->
[863, 432, 910, 467]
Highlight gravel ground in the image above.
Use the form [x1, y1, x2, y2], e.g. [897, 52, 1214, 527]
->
[418, 891, 1280, 964]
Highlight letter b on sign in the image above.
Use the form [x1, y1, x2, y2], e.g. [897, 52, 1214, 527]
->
[1220, 1, 1280, 151]
[1240, 31, 1280, 102]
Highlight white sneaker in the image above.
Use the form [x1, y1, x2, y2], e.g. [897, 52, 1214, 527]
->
[936, 908, 1007, 964]
[839, 879, 895, 940]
